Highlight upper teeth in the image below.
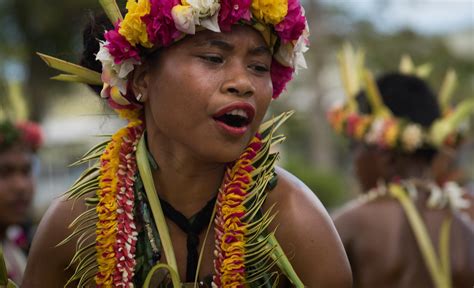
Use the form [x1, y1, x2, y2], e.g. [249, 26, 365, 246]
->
[226, 109, 248, 118]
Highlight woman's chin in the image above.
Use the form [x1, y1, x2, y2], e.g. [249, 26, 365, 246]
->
[203, 148, 247, 164]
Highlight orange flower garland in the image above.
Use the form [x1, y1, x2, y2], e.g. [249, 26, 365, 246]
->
[213, 135, 263, 287]
[95, 109, 144, 286]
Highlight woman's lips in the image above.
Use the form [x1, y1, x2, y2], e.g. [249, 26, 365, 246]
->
[212, 102, 256, 137]
[214, 121, 249, 136]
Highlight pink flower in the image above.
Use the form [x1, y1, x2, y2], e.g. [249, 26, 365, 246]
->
[218, 0, 252, 32]
[270, 59, 294, 99]
[104, 27, 141, 64]
[16, 121, 43, 151]
[346, 114, 360, 136]
[142, 0, 182, 47]
[275, 0, 306, 43]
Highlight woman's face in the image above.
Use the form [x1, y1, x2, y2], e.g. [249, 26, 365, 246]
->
[0, 146, 34, 228]
[138, 25, 273, 163]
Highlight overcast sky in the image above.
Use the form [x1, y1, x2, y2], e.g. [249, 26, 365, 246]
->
[321, 0, 474, 34]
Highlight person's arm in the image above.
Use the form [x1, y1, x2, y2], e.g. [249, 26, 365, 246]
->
[21, 196, 87, 287]
[264, 167, 352, 287]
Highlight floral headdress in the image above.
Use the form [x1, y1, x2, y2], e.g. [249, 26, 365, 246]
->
[0, 81, 43, 152]
[40, 0, 309, 111]
[328, 44, 474, 153]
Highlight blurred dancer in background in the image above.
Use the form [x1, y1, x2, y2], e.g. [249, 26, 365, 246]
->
[0, 84, 43, 284]
[329, 46, 474, 288]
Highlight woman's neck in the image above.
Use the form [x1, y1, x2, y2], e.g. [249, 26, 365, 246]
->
[395, 165, 432, 181]
[146, 131, 226, 218]
[385, 154, 434, 183]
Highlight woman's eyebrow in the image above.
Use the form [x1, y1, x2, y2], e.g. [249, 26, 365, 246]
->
[194, 39, 234, 51]
[193, 39, 270, 56]
[249, 45, 271, 57]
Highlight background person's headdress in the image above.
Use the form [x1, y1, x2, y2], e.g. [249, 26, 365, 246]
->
[328, 43, 474, 153]
[0, 80, 43, 152]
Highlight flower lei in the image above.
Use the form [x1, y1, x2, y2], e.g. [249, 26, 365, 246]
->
[95, 109, 144, 286]
[60, 109, 293, 287]
[96, 127, 270, 286]
[356, 180, 470, 214]
[213, 135, 262, 287]
[97, 0, 309, 109]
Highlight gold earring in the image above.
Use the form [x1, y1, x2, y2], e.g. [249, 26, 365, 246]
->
[136, 93, 143, 102]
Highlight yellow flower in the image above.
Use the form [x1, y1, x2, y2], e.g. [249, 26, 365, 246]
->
[251, 0, 288, 25]
[119, 0, 152, 48]
[384, 122, 399, 148]
[354, 117, 371, 140]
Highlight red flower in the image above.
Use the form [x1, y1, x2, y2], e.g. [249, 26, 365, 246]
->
[142, 0, 181, 47]
[16, 121, 43, 151]
[270, 59, 294, 99]
[218, 0, 252, 32]
[105, 27, 141, 64]
[275, 0, 306, 43]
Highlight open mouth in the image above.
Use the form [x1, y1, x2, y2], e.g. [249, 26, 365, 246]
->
[214, 109, 251, 128]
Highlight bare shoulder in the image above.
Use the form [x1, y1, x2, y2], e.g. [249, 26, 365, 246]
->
[331, 197, 368, 242]
[22, 195, 89, 287]
[332, 194, 401, 242]
[263, 166, 352, 288]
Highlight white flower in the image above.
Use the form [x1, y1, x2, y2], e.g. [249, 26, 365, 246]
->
[444, 181, 470, 211]
[293, 32, 309, 70]
[186, 0, 221, 32]
[274, 22, 309, 71]
[401, 124, 423, 152]
[427, 184, 445, 209]
[96, 42, 139, 95]
[200, 12, 221, 33]
[274, 43, 293, 67]
[172, 5, 197, 34]
[428, 181, 470, 211]
[186, 0, 220, 18]
[365, 118, 385, 145]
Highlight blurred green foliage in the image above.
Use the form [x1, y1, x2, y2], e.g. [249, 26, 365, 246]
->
[283, 156, 349, 210]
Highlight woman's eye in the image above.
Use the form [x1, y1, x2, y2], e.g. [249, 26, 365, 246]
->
[200, 55, 223, 64]
[250, 64, 270, 73]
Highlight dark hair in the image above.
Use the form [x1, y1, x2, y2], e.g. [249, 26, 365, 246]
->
[356, 72, 441, 161]
[80, 12, 115, 95]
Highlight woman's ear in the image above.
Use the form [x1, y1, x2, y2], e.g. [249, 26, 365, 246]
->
[131, 64, 150, 102]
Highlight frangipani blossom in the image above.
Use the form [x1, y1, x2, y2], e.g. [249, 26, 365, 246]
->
[172, 5, 197, 34]
[401, 124, 423, 152]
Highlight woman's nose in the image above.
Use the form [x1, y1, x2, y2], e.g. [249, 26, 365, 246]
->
[221, 65, 255, 98]
[10, 171, 33, 196]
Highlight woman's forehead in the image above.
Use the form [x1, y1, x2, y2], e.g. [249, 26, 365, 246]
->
[182, 26, 269, 51]
[0, 147, 32, 165]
